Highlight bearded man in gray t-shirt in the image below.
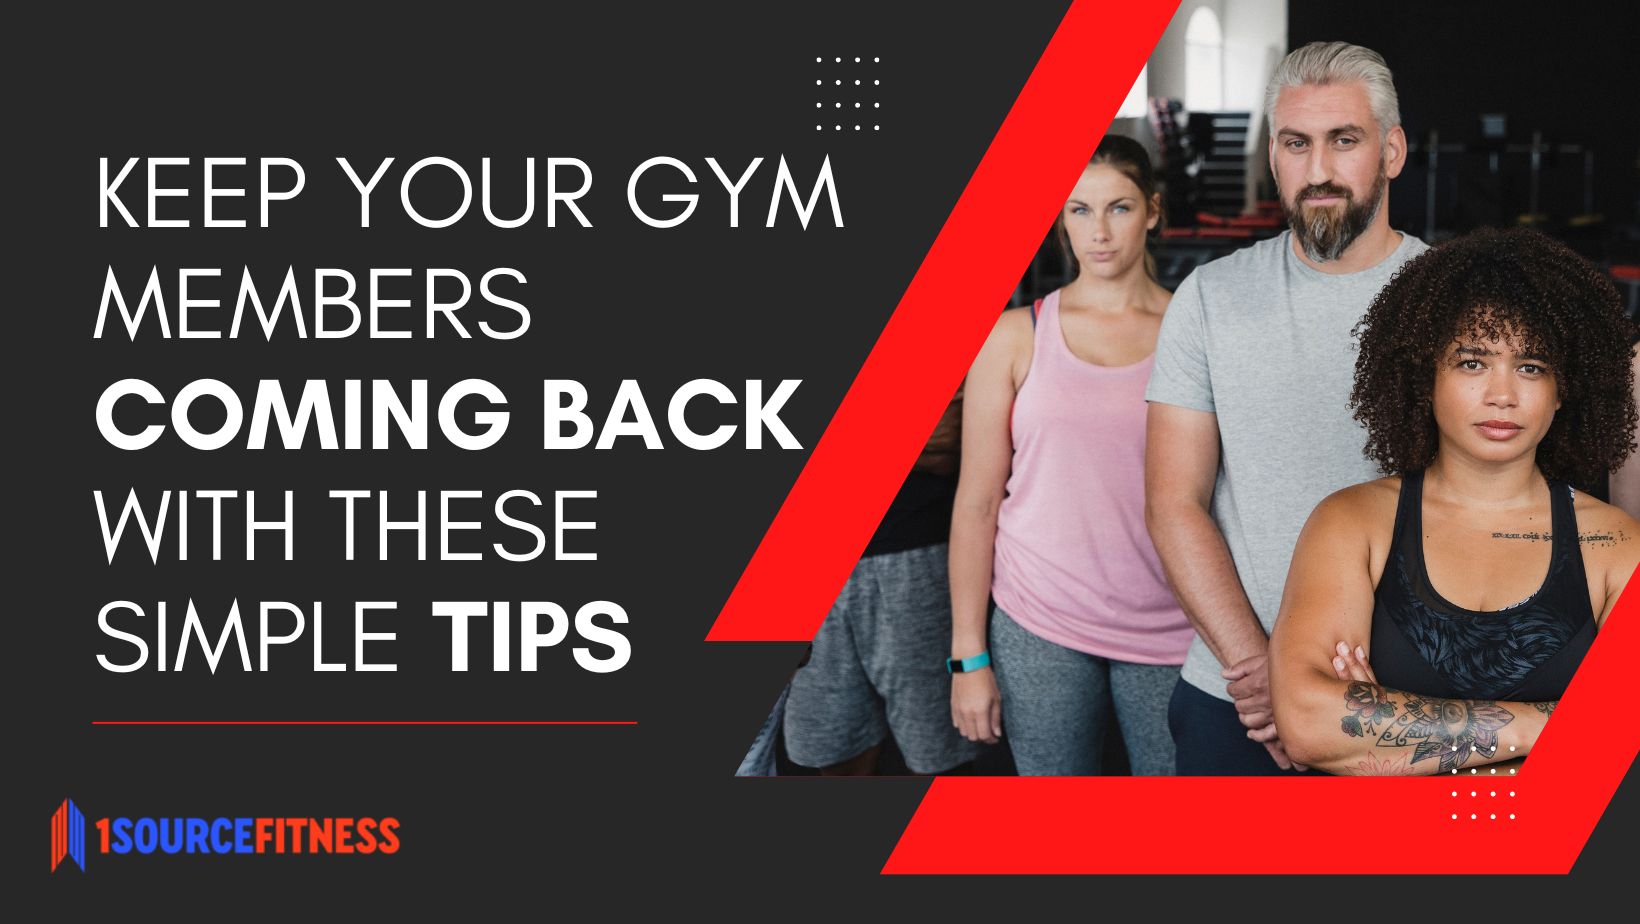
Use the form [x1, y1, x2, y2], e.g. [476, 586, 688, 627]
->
[1144, 42, 1427, 775]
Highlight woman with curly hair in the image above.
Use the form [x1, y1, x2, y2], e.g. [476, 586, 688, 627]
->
[1269, 227, 1639, 775]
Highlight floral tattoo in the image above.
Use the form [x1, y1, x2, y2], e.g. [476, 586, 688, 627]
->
[1349, 752, 1415, 776]
[1340, 683, 1516, 773]
[1341, 682, 1398, 737]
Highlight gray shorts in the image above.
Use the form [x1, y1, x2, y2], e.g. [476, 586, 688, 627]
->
[783, 543, 980, 773]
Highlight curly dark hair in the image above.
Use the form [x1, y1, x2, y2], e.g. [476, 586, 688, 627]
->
[1350, 227, 1636, 489]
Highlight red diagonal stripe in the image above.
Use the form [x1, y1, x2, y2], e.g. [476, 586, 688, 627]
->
[884, 775, 1569, 874]
[884, 569, 1640, 874]
[1505, 560, 1640, 863]
[708, 0, 1179, 641]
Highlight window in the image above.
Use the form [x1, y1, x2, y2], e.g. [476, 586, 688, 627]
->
[1185, 7, 1223, 112]
[1118, 64, 1149, 119]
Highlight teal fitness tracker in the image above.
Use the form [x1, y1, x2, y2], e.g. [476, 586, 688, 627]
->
[946, 651, 991, 673]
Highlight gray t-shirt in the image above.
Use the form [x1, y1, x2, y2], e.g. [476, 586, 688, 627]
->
[1145, 230, 1428, 702]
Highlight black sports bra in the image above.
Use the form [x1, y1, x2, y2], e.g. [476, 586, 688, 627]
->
[1368, 470, 1595, 702]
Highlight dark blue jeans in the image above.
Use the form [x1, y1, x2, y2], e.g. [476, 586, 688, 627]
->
[1168, 678, 1309, 776]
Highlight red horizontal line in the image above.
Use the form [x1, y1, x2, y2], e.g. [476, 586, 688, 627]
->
[92, 720, 637, 726]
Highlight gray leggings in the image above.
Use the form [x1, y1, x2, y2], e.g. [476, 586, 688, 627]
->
[990, 604, 1180, 776]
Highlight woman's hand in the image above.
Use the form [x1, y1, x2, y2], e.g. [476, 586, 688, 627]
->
[952, 669, 1003, 744]
[1330, 641, 1377, 684]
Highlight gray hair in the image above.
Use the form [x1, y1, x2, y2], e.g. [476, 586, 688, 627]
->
[1264, 41, 1401, 136]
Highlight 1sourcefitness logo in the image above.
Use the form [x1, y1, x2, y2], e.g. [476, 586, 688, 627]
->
[48, 798, 400, 871]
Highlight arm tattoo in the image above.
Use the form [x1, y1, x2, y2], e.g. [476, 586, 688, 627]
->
[1340, 681, 1398, 738]
[1340, 682, 1515, 773]
[1349, 752, 1416, 776]
[1532, 701, 1556, 716]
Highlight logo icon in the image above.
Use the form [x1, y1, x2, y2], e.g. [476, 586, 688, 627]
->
[50, 799, 86, 872]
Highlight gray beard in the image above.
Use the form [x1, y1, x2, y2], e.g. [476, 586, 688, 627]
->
[1286, 171, 1387, 263]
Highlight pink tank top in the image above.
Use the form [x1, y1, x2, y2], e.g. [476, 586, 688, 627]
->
[991, 289, 1193, 664]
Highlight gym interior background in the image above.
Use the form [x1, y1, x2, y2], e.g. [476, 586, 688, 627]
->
[753, 0, 1640, 776]
[1018, 0, 1640, 307]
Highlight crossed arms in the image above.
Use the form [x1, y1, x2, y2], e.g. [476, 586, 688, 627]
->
[1267, 490, 1554, 775]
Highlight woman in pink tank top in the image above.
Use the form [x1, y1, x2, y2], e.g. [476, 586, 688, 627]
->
[949, 135, 1194, 775]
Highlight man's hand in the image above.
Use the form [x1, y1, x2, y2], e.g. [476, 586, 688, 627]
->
[1223, 653, 1275, 729]
[1224, 652, 1308, 771]
[951, 669, 1002, 744]
[1257, 640, 1377, 772]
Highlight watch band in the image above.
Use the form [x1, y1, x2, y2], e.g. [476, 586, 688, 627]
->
[946, 651, 991, 673]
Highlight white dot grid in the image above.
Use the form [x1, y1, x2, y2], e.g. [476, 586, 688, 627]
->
[1451, 783, 1519, 819]
[1452, 808, 1516, 820]
[813, 57, 881, 131]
